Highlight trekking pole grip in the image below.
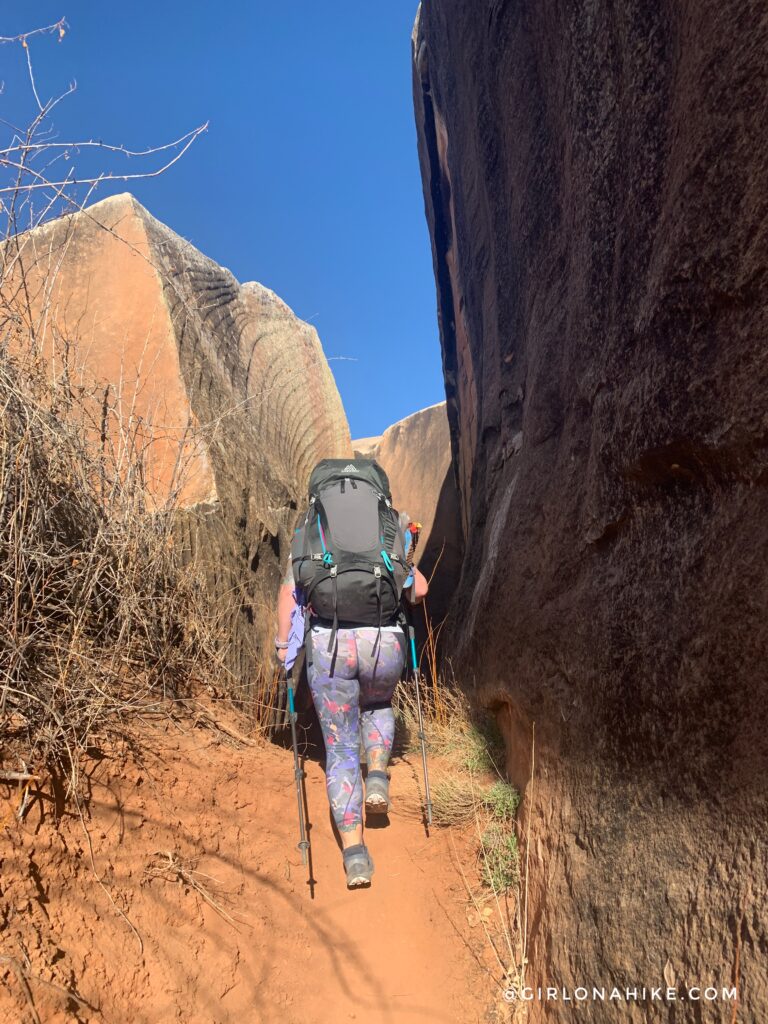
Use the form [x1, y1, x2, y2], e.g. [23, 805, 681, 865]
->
[409, 625, 418, 673]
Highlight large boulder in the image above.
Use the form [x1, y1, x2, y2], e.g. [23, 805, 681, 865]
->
[353, 402, 462, 626]
[5, 193, 351, 684]
[414, 2, 767, 1019]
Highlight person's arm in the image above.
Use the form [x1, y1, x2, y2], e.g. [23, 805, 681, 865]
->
[275, 556, 297, 663]
[400, 513, 428, 605]
[277, 584, 296, 650]
[405, 566, 428, 605]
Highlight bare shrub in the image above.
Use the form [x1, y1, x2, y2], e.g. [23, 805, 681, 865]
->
[0, 331, 232, 783]
[0, 19, 224, 790]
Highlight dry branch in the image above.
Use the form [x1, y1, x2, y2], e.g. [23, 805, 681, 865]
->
[0, 770, 40, 782]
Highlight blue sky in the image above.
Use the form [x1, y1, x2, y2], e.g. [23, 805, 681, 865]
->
[0, 3, 443, 438]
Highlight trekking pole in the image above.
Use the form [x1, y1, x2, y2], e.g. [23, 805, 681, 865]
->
[402, 520, 432, 831]
[406, 610, 433, 831]
[286, 669, 310, 865]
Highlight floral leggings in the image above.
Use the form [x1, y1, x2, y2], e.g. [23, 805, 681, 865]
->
[307, 625, 406, 832]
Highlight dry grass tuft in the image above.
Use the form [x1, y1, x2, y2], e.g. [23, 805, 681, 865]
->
[430, 773, 478, 827]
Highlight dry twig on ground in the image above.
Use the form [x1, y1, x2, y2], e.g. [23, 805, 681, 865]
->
[144, 850, 241, 929]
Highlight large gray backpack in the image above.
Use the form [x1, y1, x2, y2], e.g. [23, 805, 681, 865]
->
[290, 459, 409, 652]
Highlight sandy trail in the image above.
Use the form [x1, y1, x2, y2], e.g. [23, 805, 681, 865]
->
[1, 716, 494, 1024]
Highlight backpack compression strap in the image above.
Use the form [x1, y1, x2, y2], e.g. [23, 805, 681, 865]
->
[328, 566, 339, 654]
[372, 566, 383, 658]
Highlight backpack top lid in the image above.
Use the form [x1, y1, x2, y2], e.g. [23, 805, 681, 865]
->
[308, 458, 392, 501]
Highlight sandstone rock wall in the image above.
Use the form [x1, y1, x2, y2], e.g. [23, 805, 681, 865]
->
[414, 2, 768, 1019]
[353, 401, 462, 627]
[5, 193, 351, 684]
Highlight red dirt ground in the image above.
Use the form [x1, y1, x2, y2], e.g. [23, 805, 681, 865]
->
[1, 713, 499, 1023]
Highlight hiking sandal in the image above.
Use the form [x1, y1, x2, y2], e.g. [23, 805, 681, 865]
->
[343, 843, 374, 888]
[365, 770, 390, 815]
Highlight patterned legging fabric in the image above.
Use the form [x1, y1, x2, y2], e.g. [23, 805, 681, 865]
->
[307, 625, 406, 832]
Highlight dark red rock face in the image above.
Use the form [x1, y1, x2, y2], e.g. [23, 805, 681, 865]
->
[413, 1, 768, 1018]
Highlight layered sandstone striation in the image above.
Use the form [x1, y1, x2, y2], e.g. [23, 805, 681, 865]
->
[5, 193, 351, 682]
[414, 1, 768, 1019]
[354, 402, 462, 625]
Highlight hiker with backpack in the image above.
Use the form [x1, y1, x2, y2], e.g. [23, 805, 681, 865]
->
[274, 459, 428, 889]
